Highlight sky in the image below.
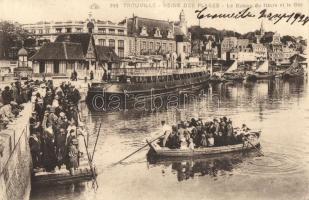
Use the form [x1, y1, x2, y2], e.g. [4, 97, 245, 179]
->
[0, 0, 308, 38]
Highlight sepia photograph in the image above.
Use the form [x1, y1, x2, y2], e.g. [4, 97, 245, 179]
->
[0, 0, 308, 199]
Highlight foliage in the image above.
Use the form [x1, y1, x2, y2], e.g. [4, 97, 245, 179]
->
[281, 35, 296, 44]
[0, 21, 33, 59]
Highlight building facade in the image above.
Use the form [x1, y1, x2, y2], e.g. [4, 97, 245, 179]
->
[125, 10, 190, 58]
[22, 10, 191, 59]
[251, 43, 267, 60]
[221, 37, 237, 60]
[30, 33, 119, 79]
[22, 13, 128, 57]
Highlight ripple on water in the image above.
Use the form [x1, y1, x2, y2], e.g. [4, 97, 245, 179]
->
[240, 152, 305, 176]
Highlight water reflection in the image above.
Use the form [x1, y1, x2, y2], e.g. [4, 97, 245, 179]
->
[31, 182, 89, 200]
[147, 151, 260, 182]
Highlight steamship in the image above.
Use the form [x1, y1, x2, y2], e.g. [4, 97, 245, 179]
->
[86, 56, 211, 109]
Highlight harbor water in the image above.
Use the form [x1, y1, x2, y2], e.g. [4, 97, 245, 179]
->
[31, 77, 309, 200]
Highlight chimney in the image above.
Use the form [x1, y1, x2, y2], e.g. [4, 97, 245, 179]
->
[135, 16, 138, 31]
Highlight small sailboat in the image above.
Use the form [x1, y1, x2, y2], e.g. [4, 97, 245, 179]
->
[223, 60, 245, 82]
[246, 60, 275, 81]
[282, 58, 305, 79]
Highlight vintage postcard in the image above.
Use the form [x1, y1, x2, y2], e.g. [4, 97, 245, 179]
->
[0, 0, 308, 199]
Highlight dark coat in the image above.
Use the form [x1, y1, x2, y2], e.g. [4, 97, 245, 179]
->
[1, 89, 13, 105]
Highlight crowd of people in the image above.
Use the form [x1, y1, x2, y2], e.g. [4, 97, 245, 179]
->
[160, 117, 251, 149]
[0, 81, 32, 129]
[28, 80, 84, 175]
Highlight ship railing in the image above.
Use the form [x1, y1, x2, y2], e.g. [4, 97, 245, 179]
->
[110, 66, 209, 77]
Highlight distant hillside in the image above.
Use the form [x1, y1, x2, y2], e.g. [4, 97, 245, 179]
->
[188, 26, 242, 42]
[188, 26, 301, 45]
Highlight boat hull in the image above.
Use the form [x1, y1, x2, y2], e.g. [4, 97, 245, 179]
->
[282, 71, 304, 79]
[148, 138, 260, 157]
[223, 73, 245, 82]
[31, 167, 97, 186]
[86, 74, 210, 110]
[246, 73, 275, 81]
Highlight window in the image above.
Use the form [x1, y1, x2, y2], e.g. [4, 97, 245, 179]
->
[54, 61, 59, 73]
[118, 30, 124, 35]
[38, 29, 43, 34]
[156, 42, 160, 50]
[129, 40, 132, 53]
[98, 28, 106, 34]
[56, 28, 62, 33]
[183, 45, 186, 53]
[39, 61, 45, 73]
[98, 39, 106, 46]
[154, 28, 161, 37]
[118, 40, 124, 57]
[140, 26, 148, 36]
[66, 28, 72, 33]
[169, 43, 173, 52]
[45, 29, 50, 34]
[162, 43, 166, 52]
[109, 29, 115, 34]
[142, 41, 146, 50]
[76, 28, 82, 32]
[118, 49, 124, 58]
[167, 30, 173, 38]
[109, 39, 115, 49]
[150, 42, 154, 50]
[118, 40, 124, 48]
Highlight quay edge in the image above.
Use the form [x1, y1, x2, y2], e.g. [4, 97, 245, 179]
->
[0, 103, 32, 200]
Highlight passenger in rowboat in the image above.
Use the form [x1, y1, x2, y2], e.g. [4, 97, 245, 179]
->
[160, 117, 251, 149]
[166, 125, 179, 149]
[161, 120, 172, 147]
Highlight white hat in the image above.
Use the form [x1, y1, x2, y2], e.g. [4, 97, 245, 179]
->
[10, 101, 18, 105]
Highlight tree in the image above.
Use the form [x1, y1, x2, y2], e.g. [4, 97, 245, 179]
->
[281, 35, 296, 44]
[0, 21, 32, 59]
[260, 32, 274, 44]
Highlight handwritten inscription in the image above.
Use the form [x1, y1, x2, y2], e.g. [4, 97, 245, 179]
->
[195, 7, 309, 26]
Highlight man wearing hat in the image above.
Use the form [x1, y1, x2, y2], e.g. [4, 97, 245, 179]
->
[1, 86, 13, 105]
[68, 86, 81, 106]
[44, 90, 54, 108]
[161, 120, 172, 147]
[0, 102, 14, 122]
[47, 106, 58, 129]
[35, 97, 44, 122]
[29, 111, 40, 135]
[55, 128, 67, 169]
[226, 120, 234, 145]
[29, 131, 41, 169]
[56, 112, 68, 132]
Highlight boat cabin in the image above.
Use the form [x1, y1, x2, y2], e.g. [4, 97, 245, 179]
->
[106, 55, 211, 84]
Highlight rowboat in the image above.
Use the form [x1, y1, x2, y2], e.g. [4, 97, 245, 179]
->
[31, 125, 97, 187]
[32, 166, 97, 186]
[147, 133, 260, 158]
[147, 148, 260, 165]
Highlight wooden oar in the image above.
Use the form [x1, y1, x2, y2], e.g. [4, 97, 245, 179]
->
[81, 134, 98, 188]
[243, 136, 264, 156]
[113, 134, 165, 165]
[91, 121, 102, 161]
